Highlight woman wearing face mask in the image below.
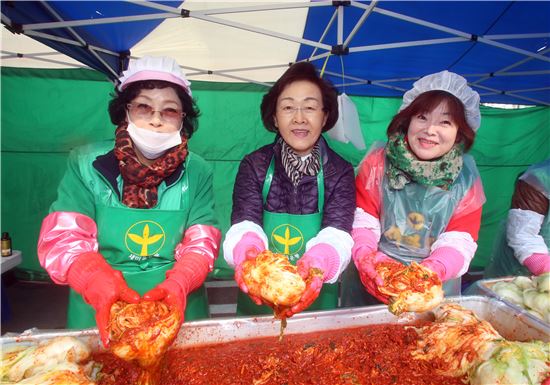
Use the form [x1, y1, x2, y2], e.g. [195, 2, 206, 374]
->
[223, 62, 355, 316]
[342, 70, 485, 306]
[37, 56, 221, 347]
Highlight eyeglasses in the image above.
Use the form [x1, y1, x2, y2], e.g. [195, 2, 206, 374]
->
[127, 103, 184, 124]
[278, 105, 323, 116]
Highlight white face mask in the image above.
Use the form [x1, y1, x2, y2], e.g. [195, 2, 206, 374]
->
[126, 118, 182, 160]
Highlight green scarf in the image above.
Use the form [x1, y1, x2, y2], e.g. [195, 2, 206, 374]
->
[385, 133, 464, 190]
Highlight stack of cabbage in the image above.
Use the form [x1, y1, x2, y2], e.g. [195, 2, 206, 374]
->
[489, 272, 550, 323]
[469, 340, 549, 385]
[0, 336, 95, 384]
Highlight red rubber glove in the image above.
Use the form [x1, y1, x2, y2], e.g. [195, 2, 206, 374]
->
[234, 248, 264, 306]
[355, 251, 398, 304]
[66, 252, 140, 348]
[143, 252, 211, 326]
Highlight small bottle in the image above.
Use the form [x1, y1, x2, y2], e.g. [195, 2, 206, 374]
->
[1, 232, 12, 257]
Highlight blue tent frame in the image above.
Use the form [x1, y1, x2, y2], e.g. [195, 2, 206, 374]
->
[2, 1, 550, 105]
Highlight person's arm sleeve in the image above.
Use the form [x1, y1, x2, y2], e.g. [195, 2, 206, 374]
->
[321, 161, 355, 233]
[37, 212, 100, 284]
[352, 150, 384, 265]
[223, 156, 267, 267]
[222, 221, 268, 268]
[355, 149, 384, 218]
[230, 156, 264, 225]
[185, 160, 219, 228]
[175, 224, 221, 270]
[177, 160, 221, 270]
[506, 209, 548, 263]
[511, 180, 549, 215]
[508, 179, 550, 274]
[49, 149, 96, 217]
[304, 161, 355, 283]
[37, 149, 100, 284]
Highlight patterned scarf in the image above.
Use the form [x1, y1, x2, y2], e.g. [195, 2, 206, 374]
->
[114, 125, 188, 208]
[280, 139, 321, 187]
[385, 133, 464, 190]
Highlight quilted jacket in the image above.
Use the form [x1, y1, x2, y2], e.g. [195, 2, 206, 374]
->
[231, 136, 355, 233]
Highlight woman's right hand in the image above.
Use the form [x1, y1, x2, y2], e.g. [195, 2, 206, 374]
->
[86, 270, 140, 348]
[234, 248, 264, 305]
[355, 251, 397, 304]
[66, 252, 140, 348]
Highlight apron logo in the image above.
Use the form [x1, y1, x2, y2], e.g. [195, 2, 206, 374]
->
[125, 220, 166, 257]
[271, 224, 304, 255]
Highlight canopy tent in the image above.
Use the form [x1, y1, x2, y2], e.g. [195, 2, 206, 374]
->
[1, 1, 550, 280]
[2, 1, 550, 105]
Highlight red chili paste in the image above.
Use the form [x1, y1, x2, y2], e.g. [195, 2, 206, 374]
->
[157, 323, 465, 385]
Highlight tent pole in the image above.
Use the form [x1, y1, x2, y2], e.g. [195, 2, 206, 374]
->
[471, 47, 550, 86]
[40, 1, 118, 77]
[308, 9, 338, 61]
[373, 6, 550, 63]
[21, 13, 178, 31]
[344, 1, 377, 48]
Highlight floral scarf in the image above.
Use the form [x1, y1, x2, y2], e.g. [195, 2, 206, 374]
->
[280, 139, 321, 187]
[114, 125, 188, 208]
[385, 133, 463, 190]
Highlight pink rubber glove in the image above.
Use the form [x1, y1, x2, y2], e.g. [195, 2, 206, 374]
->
[284, 244, 340, 317]
[421, 247, 466, 282]
[286, 274, 323, 318]
[355, 251, 398, 304]
[143, 252, 211, 327]
[297, 243, 340, 282]
[351, 228, 379, 263]
[523, 253, 550, 276]
[233, 232, 265, 306]
[67, 252, 140, 348]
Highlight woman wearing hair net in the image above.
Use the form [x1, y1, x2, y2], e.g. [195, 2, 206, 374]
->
[343, 70, 485, 306]
[37, 56, 221, 347]
[485, 158, 550, 278]
[223, 62, 355, 316]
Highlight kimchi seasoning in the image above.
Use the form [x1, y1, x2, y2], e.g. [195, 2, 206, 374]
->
[91, 352, 142, 385]
[158, 323, 465, 385]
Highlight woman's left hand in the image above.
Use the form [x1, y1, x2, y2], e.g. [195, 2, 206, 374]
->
[142, 256, 205, 330]
[285, 260, 324, 317]
[143, 280, 186, 324]
[286, 274, 323, 318]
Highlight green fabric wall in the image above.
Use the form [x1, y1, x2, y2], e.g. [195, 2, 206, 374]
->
[2, 67, 549, 280]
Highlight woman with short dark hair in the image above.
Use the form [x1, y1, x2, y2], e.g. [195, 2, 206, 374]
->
[223, 62, 355, 316]
[37, 56, 221, 347]
[345, 70, 486, 306]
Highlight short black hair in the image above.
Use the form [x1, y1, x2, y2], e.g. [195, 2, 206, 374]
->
[108, 80, 200, 138]
[260, 62, 339, 133]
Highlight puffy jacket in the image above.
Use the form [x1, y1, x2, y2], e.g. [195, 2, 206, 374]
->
[231, 136, 355, 233]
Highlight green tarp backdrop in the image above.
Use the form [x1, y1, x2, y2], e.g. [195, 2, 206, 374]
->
[2, 67, 549, 280]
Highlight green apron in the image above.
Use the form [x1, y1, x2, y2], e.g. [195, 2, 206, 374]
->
[67, 167, 208, 329]
[237, 157, 338, 315]
[341, 154, 479, 307]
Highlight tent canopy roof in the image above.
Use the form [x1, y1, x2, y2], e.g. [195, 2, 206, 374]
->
[2, 1, 549, 105]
